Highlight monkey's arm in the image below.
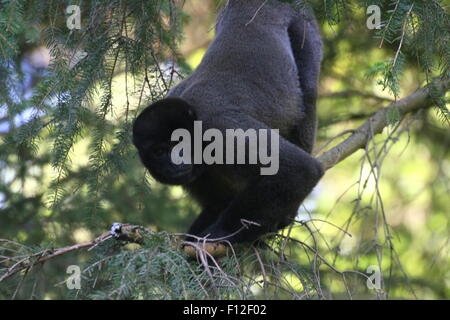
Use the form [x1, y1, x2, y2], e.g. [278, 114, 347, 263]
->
[184, 171, 235, 236]
[200, 112, 324, 243]
[288, 13, 323, 153]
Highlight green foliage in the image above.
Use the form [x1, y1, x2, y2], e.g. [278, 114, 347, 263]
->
[365, 58, 405, 98]
[69, 230, 335, 300]
[75, 233, 246, 300]
[368, 0, 449, 120]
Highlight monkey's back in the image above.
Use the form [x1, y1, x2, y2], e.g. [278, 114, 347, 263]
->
[168, 0, 311, 135]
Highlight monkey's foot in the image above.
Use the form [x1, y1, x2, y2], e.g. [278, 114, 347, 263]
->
[182, 242, 229, 258]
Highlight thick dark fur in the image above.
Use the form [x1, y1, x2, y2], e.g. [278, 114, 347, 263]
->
[133, 0, 324, 243]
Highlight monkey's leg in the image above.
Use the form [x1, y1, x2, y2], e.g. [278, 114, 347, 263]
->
[187, 209, 222, 237]
[182, 173, 235, 257]
[184, 171, 234, 237]
[183, 208, 228, 258]
[201, 113, 324, 243]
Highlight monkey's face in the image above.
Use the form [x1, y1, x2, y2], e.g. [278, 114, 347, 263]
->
[136, 138, 196, 185]
[133, 98, 202, 185]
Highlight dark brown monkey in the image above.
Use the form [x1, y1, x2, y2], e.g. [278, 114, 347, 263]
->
[133, 0, 324, 243]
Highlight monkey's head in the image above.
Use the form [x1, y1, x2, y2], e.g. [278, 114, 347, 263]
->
[133, 98, 201, 185]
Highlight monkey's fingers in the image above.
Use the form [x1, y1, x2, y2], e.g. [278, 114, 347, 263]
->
[182, 242, 229, 258]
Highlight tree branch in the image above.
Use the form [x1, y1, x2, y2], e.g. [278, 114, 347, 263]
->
[0, 224, 151, 282]
[317, 79, 449, 170]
